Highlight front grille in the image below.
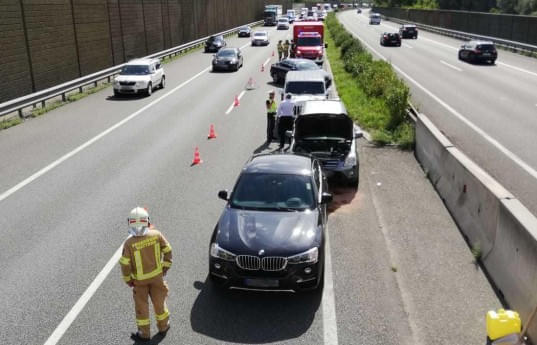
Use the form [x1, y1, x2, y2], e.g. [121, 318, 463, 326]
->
[322, 160, 339, 168]
[119, 81, 135, 86]
[262, 257, 287, 271]
[236, 255, 287, 271]
[236, 255, 260, 270]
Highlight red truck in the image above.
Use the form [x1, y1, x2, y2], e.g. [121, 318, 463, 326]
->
[292, 22, 326, 65]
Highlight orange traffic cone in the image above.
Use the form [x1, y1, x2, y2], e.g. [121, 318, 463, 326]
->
[208, 124, 217, 139]
[246, 77, 257, 90]
[234, 95, 240, 107]
[192, 147, 203, 165]
[261, 64, 265, 72]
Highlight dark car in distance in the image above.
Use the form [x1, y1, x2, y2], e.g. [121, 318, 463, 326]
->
[458, 40, 497, 64]
[209, 154, 332, 292]
[212, 48, 243, 72]
[380, 32, 401, 46]
[205, 35, 226, 53]
[238, 26, 251, 37]
[270, 58, 331, 85]
[399, 24, 418, 39]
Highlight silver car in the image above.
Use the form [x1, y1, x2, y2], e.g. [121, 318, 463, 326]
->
[277, 17, 290, 30]
[251, 30, 270, 46]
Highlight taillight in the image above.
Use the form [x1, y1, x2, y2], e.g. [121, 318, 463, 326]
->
[474, 49, 481, 54]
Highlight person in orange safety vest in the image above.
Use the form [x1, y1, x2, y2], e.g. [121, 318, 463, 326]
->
[119, 207, 172, 342]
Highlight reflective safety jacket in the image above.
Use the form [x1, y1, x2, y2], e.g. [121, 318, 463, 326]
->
[119, 228, 172, 283]
[266, 99, 277, 115]
[277, 43, 284, 53]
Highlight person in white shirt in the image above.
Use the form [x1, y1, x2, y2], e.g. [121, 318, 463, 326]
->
[276, 93, 296, 149]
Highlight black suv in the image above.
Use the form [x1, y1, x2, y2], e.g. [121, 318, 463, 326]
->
[205, 35, 226, 53]
[399, 24, 418, 39]
[458, 40, 497, 64]
[209, 154, 332, 292]
[380, 32, 401, 47]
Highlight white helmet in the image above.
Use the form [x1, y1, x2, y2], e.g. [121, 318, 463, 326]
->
[128, 207, 149, 236]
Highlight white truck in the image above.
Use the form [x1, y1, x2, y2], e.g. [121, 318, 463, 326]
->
[264, 4, 283, 16]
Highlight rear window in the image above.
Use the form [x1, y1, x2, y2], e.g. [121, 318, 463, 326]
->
[477, 44, 495, 51]
[285, 81, 325, 95]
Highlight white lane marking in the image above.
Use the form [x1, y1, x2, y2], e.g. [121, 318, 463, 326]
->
[0, 66, 211, 203]
[263, 57, 271, 67]
[403, 43, 413, 49]
[440, 60, 462, 72]
[346, 24, 537, 181]
[497, 61, 537, 78]
[43, 245, 123, 345]
[225, 90, 246, 115]
[322, 227, 339, 345]
[240, 42, 250, 50]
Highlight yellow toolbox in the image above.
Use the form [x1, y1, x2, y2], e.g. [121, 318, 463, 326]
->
[486, 309, 521, 341]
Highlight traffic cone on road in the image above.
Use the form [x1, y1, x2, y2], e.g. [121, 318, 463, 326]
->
[207, 124, 217, 139]
[246, 77, 257, 90]
[234, 95, 240, 107]
[192, 147, 203, 165]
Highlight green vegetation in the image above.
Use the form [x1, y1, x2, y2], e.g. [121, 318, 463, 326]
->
[471, 243, 482, 261]
[391, 265, 398, 272]
[372, 0, 537, 15]
[0, 116, 22, 130]
[326, 13, 414, 148]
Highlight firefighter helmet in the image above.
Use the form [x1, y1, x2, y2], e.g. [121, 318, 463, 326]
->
[128, 207, 149, 236]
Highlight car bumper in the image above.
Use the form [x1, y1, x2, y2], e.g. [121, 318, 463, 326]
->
[238, 33, 250, 37]
[209, 257, 322, 292]
[114, 86, 144, 94]
[277, 25, 289, 29]
[213, 63, 238, 70]
[205, 46, 221, 52]
[252, 40, 269, 46]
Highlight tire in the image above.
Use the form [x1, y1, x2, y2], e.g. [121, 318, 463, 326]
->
[160, 76, 165, 89]
[146, 82, 152, 96]
[348, 171, 359, 188]
[490, 59, 496, 65]
[469, 52, 476, 63]
[397, 43, 401, 47]
[113, 89, 120, 97]
[458, 51, 463, 60]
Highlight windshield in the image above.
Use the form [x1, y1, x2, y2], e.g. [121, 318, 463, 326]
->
[217, 50, 236, 57]
[296, 61, 320, 70]
[286, 81, 325, 95]
[264, 11, 276, 16]
[254, 32, 266, 37]
[231, 173, 315, 211]
[120, 65, 150, 75]
[279, 19, 288, 22]
[297, 37, 322, 46]
[239, 26, 248, 31]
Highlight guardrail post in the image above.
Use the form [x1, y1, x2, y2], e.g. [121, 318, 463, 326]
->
[62, 93, 66, 102]
[94, 81, 98, 88]
[18, 109, 23, 118]
[41, 100, 45, 108]
[79, 87, 83, 93]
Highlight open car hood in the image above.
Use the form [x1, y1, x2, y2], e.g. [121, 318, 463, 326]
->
[294, 114, 354, 141]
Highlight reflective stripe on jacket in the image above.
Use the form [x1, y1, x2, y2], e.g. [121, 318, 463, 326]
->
[119, 228, 172, 282]
[266, 99, 277, 114]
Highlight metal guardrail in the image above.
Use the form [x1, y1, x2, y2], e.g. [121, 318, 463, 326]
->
[382, 16, 537, 55]
[0, 20, 264, 119]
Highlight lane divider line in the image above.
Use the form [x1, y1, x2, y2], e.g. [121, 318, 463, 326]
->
[43, 245, 123, 345]
[0, 66, 211, 203]
[403, 43, 413, 49]
[225, 90, 246, 115]
[440, 60, 463, 72]
[263, 57, 271, 67]
[322, 227, 339, 345]
[344, 20, 537, 181]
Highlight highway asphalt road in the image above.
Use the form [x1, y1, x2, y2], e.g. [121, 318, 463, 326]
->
[0, 21, 498, 345]
[338, 10, 537, 218]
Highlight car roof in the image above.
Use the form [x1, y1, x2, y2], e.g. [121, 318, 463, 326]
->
[468, 40, 495, 45]
[125, 58, 158, 66]
[282, 58, 318, 65]
[244, 154, 313, 175]
[402, 24, 416, 27]
[301, 100, 347, 116]
[286, 70, 326, 82]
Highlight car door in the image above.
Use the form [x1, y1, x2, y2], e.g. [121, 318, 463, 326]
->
[149, 63, 157, 85]
[313, 161, 327, 225]
[237, 49, 243, 66]
[155, 61, 163, 83]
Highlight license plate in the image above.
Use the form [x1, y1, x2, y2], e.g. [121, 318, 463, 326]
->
[244, 279, 279, 288]
[482, 53, 491, 56]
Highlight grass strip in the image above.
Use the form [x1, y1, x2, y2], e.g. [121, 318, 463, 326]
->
[0, 117, 22, 130]
[326, 13, 415, 148]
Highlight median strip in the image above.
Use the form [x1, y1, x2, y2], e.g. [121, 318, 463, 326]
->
[325, 13, 414, 148]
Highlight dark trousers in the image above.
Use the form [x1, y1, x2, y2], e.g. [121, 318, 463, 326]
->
[266, 113, 276, 142]
[278, 116, 294, 148]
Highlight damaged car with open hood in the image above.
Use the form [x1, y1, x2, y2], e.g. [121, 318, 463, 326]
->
[288, 100, 362, 187]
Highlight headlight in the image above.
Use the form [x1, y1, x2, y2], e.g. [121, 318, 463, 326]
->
[344, 148, 357, 167]
[136, 81, 145, 87]
[210, 243, 236, 261]
[113, 80, 119, 85]
[288, 247, 318, 264]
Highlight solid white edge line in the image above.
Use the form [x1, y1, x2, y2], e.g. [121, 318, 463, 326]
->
[403, 43, 413, 49]
[263, 57, 271, 67]
[322, 227, 339, 345]
[0, 66, 211, 203]
[440, 60, 462, 72]
[342, 16, 537, 181]
[43, 244, 124, 345]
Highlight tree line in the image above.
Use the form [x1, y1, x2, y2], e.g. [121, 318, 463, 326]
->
[372, 0, 537, 15]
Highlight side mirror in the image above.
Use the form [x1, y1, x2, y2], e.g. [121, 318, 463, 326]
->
[218, 190, 228, 201]
[354, 130, 363, 139]
[285, 130, 293, 138]
[325, 43, 328, 48]
[321, 192, 333, 204]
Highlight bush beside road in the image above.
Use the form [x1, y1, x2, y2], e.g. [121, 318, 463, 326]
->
[325, 13, 414, 148]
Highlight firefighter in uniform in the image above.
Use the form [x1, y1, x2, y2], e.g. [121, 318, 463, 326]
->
[266, 90, 277, 143]
[283, 40, 290, 59]
[119, 207, 172, 342]
[277, 40, 284, 61]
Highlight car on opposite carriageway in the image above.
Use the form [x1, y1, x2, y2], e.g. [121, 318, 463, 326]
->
[251, 30, 270, 46]
[209, 153, 332, 292]
[270, 58, 331, 85]
[205, 35, 226, 53]
[212, 48, 244, 72]
[113, 58, 165, 97]
[238, 25, 251, 37]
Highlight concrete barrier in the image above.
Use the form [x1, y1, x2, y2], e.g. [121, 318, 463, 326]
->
[415, 113, 537, 342]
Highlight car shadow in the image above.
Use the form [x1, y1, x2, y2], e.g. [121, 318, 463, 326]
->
[130, 332, 167, 345]
[190, 278, 322, 343]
